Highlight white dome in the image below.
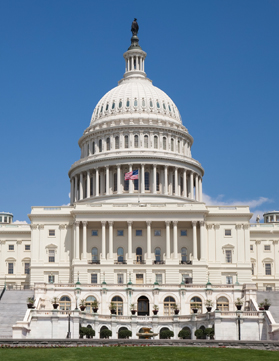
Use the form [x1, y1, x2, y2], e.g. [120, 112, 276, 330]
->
[90, 77, 182, 126]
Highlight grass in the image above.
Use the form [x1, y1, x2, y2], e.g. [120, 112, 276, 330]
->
[0, 346, 278, 361]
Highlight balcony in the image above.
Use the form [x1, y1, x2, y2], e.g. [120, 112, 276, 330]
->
[153, 260, 165, 265]
[133, 260, 146, 264]
[114, 260, 127, 265]
[87, 260, 100, 264]
[179, 260, 192, 265]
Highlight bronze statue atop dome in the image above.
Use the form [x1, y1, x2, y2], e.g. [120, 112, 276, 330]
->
[131, 18, 139, 36]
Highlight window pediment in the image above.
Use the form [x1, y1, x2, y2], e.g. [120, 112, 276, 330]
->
[262, 257, 273, 263]
[45, 243, 57, 249]
[222, 244, 234, 249]
[5, 257, 16, 262]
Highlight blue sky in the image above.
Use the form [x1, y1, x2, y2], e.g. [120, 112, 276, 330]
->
[1, 0, 278, 223]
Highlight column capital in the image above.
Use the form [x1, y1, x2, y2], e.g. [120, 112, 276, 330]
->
[243, 224, 249, 230]
[200, 221, 205, 227]
[165, 221, 171, 226]
[82, 221, 88, 226]
[164, 165, 168, 168]
[38, 224, 44, 230]
[30, 224, 38, 230]
[146, 220, 152, 226]
[59, 224, 66, 230]
[74, 221, 80, 227]
[206, 224, 213, 230]
[235, 224, 242, 230]
[172, 221, 178, 226]
[192, 221, 197, 226]
[101, 221, 107, 226]
[273, 240, 279, 245]
[106, 165, 109, 169]
[108, 221, 114, 226]
[127, 221, 133, 226]
[214, 224, 220, 230]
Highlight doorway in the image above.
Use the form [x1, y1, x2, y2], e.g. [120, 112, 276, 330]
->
[137, 296, 149, 316]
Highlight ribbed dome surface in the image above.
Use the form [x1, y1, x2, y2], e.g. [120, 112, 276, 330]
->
[90, 77, 182, 125]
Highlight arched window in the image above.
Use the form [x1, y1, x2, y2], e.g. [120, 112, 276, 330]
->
[163, 102, 166, 110]
[134, 135, 139, 148]
[171, 138, 174, 151]
[145, 172, 150, 191]
[150, 100, 153, 107]
[136, 247, 142, 263]
[142, 99, 145, 107]
[156, 172, 160, 192]
[91, 247, 98, 263]
[181, 247, 187, 263]
[154, 136, 158, 149]
[99, 139, 102, 152]
[144, 135, 148, 148]
[190, 296, 202, 313]
[105, 103, 109, 111]
[134, 99, 137, 106]
[156, 101, 160, 109]
[119, 100, 122, 109]
[164, 296, 176, 315]
[113, 173, 117, 192]
[126, 99, 130, 107]
[92, 141, 95, 154]
[106, 137, 110, 151]
[111, 296, 123, 315]
[112, 101, 115, 110]
[125, 135, 129, 148]
[85, 296, 97, 313]
[59, 296, 71, 311]
[117, 247, 124, 263]
[155, 247, 161, 263]
[217, 297, 229, 311]
[115, 136, 119, 149]
[163, 137, 167, 150]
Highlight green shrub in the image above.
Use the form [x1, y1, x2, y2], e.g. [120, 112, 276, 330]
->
[79, 327, 95, 338]
[178, 329, 191, 339]
[100, 328, 112, 339]
[194, 329, 204, 339]
[204, 327, 214, 339]
[118, 329, 132, 339]
[160, 330, 174, 339]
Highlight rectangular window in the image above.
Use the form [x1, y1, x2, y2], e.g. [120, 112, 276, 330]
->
[136, 230, 142, 236]
[49, 250, 55, 263]
[25, 245, 31, 251]
[226, 276, 233, 285]
[264, 245, 271, 251]
[154, 230, 161, 236]
[8, 263, 13, 274]
[48, 275, 55, 283]
[117, 274, 124, 284]
[266, 286, 273, 291]
[225, 229, 231, 236]
[4, 216, 7, 222]
[225, 250, 232, 263]
[180, 230, 187, 236]
[265, 263, 271, 275]
[91, 274, 97, 284]
[117, 230, 124, 237]
[250, 245, 253, 251]
[8, 245, 14, 251]
[136, 274, 143, 284]
[49, 229, 55, 236]
[92, 230, 98, 236]
[0, 216, 2, 222]
[24, 263, 30, 275]
[155, 274, 162, 284]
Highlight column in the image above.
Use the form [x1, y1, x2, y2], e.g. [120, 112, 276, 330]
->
[102, 221, 107, 260]
[190, 172, 194, 199]
[75, 221, 80, 260]
[95, 168, 99, 197]
[74, 175, 78, 202]
[200, 221, 205, 261]
[117, 165, 121, 194]
[106, 166, 110, 195]
[82, 221, 87, 260]
[108, 221, 113, 259]
[128, 221, 133, 259]
[80, 173, 84, 200]
[153, 164, 157, 194]
[87, 171, 90, 198]
[199, 177, 203, 202]
[141, 164, 145, 193]
[140, 57, 142, 70]
[71, 178, 74, 204]
[173, 221, 178, 259]
[195, 174, 199, 201]
[143, 58, 145, 72]
[166, 221, 170, 260]
[174, 167, 178, 196]
[125, 58, 128, 72]
[131, 56, 134, 70]
[129, 164, 133, 194]
[192, 221, 197, 260]
[146, 221, 151, 259]
[164, 165, 168, 195]
[183, 170, 187, 198]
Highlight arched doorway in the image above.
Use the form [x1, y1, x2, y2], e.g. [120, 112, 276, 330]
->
[137, 296, 149, 316]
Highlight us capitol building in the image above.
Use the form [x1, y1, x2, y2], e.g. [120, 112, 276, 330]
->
[1, 22, 279, 340]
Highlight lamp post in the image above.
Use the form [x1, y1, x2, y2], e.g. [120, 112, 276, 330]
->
[66, 311, 71, 338]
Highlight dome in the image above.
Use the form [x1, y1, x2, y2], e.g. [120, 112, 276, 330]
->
[90, 77, 182, 126]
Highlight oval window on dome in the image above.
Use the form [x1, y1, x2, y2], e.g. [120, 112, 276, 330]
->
[119, 100, 122, 108]
[96, 108, 99, 115]
[150, 100, 153, 107]
[126, 99, 130, 107]
[112, 101, 115, 110]
[163, 103, 166, 110]
[134, 99, 138, 107]
[157, 101, 160, 109]
[142, 99, 145, 107]
[106, 103, 109, 111]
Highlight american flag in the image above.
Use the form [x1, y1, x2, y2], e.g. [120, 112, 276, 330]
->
[125, 170, 139, 180]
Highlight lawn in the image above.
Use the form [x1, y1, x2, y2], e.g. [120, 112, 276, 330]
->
[0, 346, 278, 361]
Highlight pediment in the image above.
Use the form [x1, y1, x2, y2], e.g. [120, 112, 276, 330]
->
[222, 243, 234, 249]
[45, 243, 57, 249]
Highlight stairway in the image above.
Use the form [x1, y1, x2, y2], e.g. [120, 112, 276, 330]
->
[0, 289, 34, 338]
[257, 291, 279, 323]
